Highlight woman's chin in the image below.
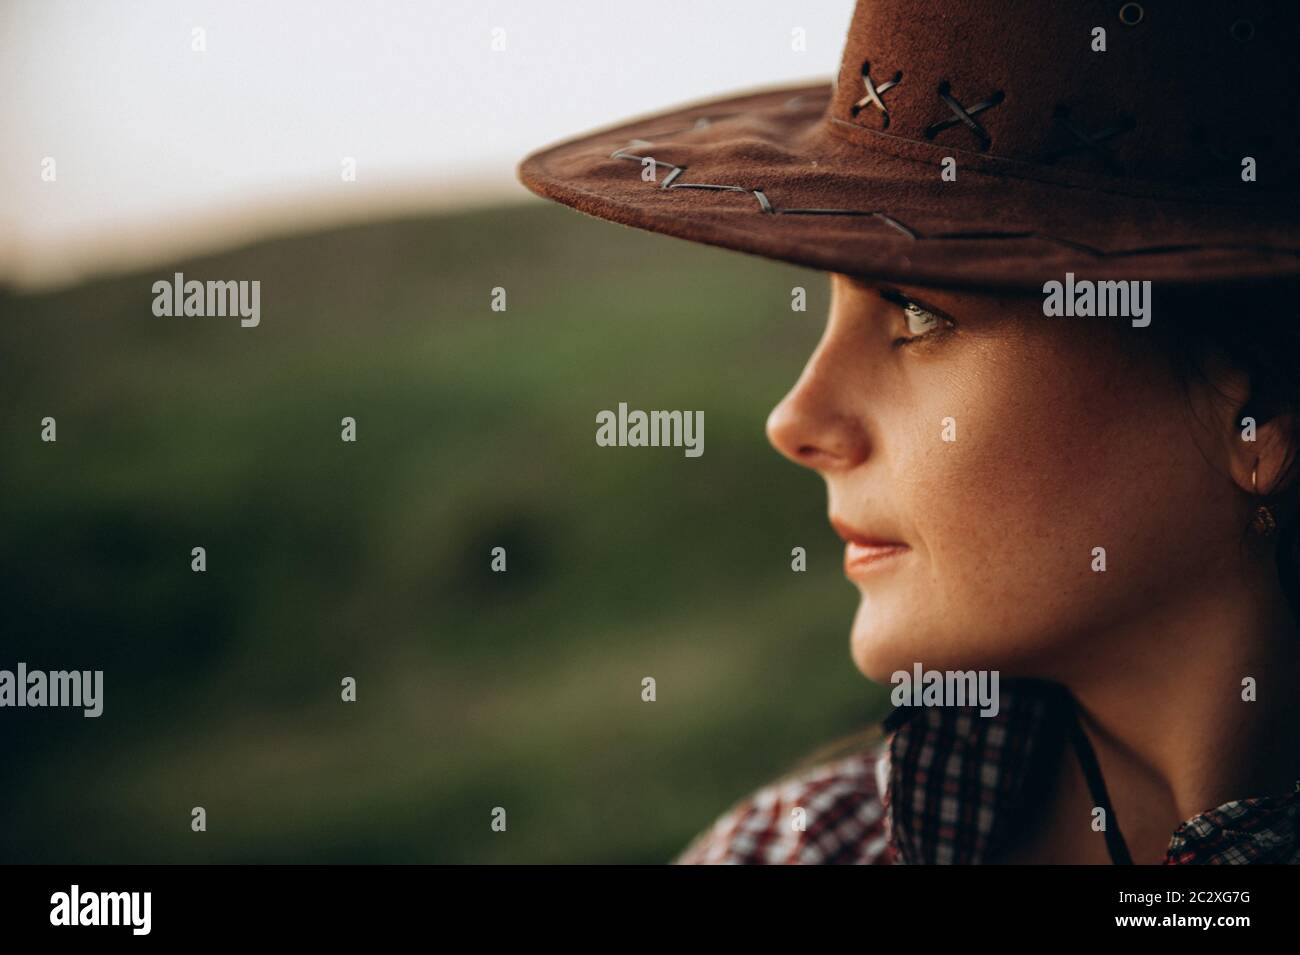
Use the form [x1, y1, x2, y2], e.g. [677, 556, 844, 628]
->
[848, 598, 915, 685]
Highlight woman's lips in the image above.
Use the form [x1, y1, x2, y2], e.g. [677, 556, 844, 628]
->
[843, 541, 909, 576]
[832, 518, 909, 577]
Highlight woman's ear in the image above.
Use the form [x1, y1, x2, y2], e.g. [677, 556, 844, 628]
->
[1190, 348, 1296, 497]
[1234, 410, 1298, 497]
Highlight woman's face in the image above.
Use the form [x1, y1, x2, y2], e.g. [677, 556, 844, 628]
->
[766, 273, 1245, 684]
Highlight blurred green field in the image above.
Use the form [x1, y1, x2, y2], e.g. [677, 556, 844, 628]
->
[0, 200, 890, 863]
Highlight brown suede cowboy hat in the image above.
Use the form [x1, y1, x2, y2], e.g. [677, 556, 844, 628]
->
[517, 0, 1300, 291]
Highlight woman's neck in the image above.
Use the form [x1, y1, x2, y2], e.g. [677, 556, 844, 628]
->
[1058, 563, 1300, 861]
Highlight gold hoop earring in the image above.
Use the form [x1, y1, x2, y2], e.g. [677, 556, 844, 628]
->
[1251, 458, 1278, 537]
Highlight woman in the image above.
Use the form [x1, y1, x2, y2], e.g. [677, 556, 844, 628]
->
[517, 0, 1300, 863]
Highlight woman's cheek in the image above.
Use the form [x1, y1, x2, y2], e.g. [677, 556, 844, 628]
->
[896, 358, 1103, 646]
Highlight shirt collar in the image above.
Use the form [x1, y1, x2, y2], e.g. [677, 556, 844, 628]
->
[876, 679, 1300, 864]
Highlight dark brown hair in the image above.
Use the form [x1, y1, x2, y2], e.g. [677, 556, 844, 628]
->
[1151, 278, 1300, 624]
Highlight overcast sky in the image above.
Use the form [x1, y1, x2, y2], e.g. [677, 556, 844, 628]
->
[1, 0, 855, 288]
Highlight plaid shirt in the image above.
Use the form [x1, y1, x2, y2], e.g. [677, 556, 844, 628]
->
[672, 679, 1300, 864]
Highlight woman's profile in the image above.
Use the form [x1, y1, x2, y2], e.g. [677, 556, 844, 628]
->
[517, 0, 1300, 864]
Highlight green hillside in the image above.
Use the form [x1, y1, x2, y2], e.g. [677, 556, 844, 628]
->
[0, 200, 889, 863]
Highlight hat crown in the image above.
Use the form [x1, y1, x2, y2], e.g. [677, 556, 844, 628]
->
[828, 0, 1296, 189]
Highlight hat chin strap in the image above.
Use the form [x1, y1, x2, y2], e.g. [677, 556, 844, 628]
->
[1067, 695, 1135, 864]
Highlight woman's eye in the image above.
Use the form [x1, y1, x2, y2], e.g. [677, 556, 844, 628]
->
[879, 289, 957, 348]
[903, 303, 943, 336]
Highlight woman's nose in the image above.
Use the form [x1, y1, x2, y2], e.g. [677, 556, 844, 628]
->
[765, 344, 870, 473]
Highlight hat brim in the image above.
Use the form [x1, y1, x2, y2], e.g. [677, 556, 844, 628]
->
[517, 81, 1300, 291]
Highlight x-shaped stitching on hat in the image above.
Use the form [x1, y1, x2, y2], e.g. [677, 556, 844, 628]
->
[850, 61, 902, 128]
[924, 82, 1005, 150]
[1042, 107, 1134, 168]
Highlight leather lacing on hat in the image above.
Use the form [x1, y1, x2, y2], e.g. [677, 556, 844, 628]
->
[604, 75, 1293, 262]
[924, 80, 1005, 151]
[606, 93, 1127, 259]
